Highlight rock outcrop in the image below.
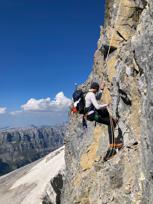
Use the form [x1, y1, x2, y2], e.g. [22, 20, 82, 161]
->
[62, 0, 153, 203]
[0, 146, 65, 204]
[0, 126, 65, 176]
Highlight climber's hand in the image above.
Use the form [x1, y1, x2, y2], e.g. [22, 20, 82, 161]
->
[100, 81, 105, 90]
[107, 103, 111, 108]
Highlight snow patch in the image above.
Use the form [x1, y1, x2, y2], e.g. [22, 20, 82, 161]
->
[10, 146, 65, 204]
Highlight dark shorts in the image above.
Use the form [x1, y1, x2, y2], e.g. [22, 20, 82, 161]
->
[87, 107, 110, 125]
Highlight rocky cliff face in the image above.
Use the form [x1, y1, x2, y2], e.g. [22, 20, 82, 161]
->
[62, 0, 153, 203]
[0, 126, 65, 176]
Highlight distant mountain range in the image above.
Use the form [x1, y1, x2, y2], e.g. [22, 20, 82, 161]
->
[0, 125, 65, 176]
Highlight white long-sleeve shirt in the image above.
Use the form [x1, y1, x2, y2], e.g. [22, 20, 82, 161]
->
[85, 91, 107, 114]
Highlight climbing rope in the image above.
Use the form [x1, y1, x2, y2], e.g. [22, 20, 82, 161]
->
[103, 0, 123, 161]
[105, 0, 122, 64]
[103, 113, 116, 161]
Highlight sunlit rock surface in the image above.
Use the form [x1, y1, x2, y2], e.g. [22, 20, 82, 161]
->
[62, 0, 153, 203]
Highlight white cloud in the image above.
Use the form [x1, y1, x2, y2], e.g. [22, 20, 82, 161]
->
[0, 107, 7, 114]
[20, 92, 72, 112]
[1, 93, 71, 127]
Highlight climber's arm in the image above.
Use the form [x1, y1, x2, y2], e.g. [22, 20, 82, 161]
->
[90, 93, 107, 110]
[96, 91, 102, 100]
[96, 81, 105, 100]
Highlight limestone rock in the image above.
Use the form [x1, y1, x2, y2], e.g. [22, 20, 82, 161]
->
[62, 0, 153, 203]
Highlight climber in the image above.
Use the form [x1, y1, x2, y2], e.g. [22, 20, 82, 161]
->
[85, 82, 123, 161]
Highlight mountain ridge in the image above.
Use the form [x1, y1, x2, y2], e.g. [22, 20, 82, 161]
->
[0, 125, 65, 176]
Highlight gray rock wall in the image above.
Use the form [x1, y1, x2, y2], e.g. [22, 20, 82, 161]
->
[62, 0, 153, 203]
[133, 0, 153, 202]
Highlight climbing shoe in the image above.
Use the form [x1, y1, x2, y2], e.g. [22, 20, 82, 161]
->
[103, 148, 117, 162]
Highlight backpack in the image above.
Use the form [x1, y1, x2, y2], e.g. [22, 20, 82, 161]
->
[72, 89, 85, 114]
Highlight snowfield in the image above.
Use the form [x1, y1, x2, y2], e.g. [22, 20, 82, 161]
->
[0, 146, 65, 204]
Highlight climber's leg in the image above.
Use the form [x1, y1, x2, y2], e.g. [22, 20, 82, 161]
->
[108, 124, 115, 145]
[94, 108, 116, 147]
[86, 113, 95, 122]
[94, 108, 123, 161]
[95, 107, 110, 125]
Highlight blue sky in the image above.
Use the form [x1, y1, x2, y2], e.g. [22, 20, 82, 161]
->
[0, 0, 105, 127]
